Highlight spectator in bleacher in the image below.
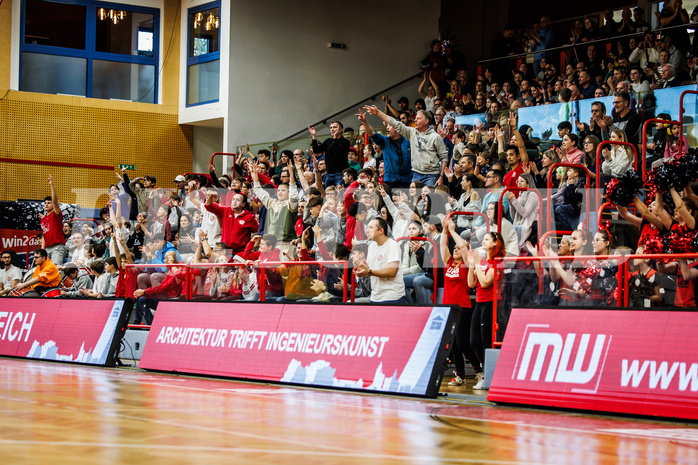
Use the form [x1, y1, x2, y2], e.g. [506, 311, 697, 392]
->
[659, 64, 682, 88]
[505, 172, 540, 248]
[251, 163, 298, 259]
[610, 91, 641, 146]
[580, 135, 600, 185]
[354, 217, 406, 304]
[133, 250, 184, 325]
[559, 133, 583, 165]
[553, 167, 586, 232]
[652, 123, 689, 169]
[658, 0, 691, 55]
[530, 16, 555, 75]
[576, 101, 610, 142]
[401, 221, 428, 304]
[308, 121, 349, 188]
[12, 248, 60, 297]
[40, 175, 68, 266]
[599, 7, 618, 39]
[525, 149, 560, 189]
[364, 105, 448, 188]
[628, 65, 654, 107]
[0, 250, 22, 297]
[543, 229, 593, 305]
[68, 232, 88, 266]
[79, 260, 106, 298]
[358, 110, 413, 190]
[204, 191, 258, 256]
[601, 129, 634, 180]
[137, 235, 181, 291]
[578, 69, 597, 99]
[634, 7, 652, 33]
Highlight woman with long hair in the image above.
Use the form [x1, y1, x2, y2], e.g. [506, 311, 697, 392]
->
[558, 133, 584, 165]
[467, 232, 505, 390]
[407, 181, 424, 209]
[543, 229, 594, 306]
[505, 172, 540, 247]
[581, 135, 600, 185]
[526, 149, 561, 189]
[601, 129, 633, 180]
[450, 173, 482, 241]
[652, 123, 689, 169]
[440, 217, 480, 387]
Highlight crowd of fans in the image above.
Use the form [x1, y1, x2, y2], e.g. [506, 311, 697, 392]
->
[1, 4, 698, 391]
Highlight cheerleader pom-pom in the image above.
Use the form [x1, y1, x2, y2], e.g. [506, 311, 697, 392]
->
[643, 235, 665, 255]
[663, 227, 697, 254]
[692, 231, 698, 253]
[606, 169, 643, 206]
[654, 161, 678, 192]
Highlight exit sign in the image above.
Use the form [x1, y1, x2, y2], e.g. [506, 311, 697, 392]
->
[118, 164, 135, 170]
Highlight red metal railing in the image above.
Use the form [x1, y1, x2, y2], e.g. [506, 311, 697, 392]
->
[642, 118, 681, 177]
[210, 152, 237, 176]
[183, 173, 213, 187]
[396, 236, 438, 304]
[259, 260, 348, 302]
[546, 163, 592, 230]
[491, 254, 625, 348]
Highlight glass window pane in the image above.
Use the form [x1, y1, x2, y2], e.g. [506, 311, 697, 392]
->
[189, 6, 220, 57]
[21, 52, 86, 96]
[187, 60, 219, 105]
[24, 0, 86, 49]
[92, 60, 156, 103]
[95, 10, 155, 57]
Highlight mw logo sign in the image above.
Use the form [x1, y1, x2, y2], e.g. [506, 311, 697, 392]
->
[513, 324, 612, 392]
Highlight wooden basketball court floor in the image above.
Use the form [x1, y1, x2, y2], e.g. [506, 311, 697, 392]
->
[2, 357, 698, 464]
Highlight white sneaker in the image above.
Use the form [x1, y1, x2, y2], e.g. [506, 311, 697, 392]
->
[448, 372, 464, 386]
[473, 372, 486, 390]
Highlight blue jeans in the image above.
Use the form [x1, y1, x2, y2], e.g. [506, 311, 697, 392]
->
[414, 274, 434, 304]
[371, 296, 408, 304]
[324, 173, 345, 188]
[411, 172, 439, 187]
[402, 273, 425, 304]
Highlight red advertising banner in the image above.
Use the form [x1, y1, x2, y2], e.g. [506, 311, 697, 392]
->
[140, 302, 458, 398]
[0, 298, 128, 366]
[488, 308, 698, 420]
[0, 228, 41, 253]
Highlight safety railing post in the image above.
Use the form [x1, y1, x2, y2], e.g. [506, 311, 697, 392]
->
[342, 262, 348, 303]
[260, 267, 266, 302]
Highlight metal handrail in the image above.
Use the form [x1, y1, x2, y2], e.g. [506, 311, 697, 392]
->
[259, 260, 349, 303]
[492, 254, 624, 348]
[275, 72, 423, 144]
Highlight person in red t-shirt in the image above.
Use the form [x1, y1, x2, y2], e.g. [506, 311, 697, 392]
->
[440, 217, 481, 387]
[41, 175, 68, 265]
[204, 192, 258, 255]
[675, 258, 698, 308]
[467, 231, 505, 390]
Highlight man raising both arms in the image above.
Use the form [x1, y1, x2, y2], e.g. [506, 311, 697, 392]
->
[363, 105, 447, 187]
[354, 217, 406, 304]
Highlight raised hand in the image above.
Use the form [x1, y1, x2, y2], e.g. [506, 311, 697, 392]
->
[47, 175, 53, 186]
[509, 111, 518, 129]
[357, 109, 367, 125]
[363, 105, 379, 115]
[307, 125, 316, 138]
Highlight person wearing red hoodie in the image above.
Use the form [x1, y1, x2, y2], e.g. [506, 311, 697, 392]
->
[240, 234, 283, 299]
[204, 192, 258, 255]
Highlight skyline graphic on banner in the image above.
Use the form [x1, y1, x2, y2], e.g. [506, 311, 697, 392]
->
[280, 307, 450, 395]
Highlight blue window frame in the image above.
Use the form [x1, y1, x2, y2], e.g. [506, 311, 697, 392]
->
[20, 0, 160, 103]
[186, 1, 220, 107]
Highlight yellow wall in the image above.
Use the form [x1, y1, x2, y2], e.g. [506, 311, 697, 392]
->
[0, 0, 192, 210]
[0, 92, 193, 208]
